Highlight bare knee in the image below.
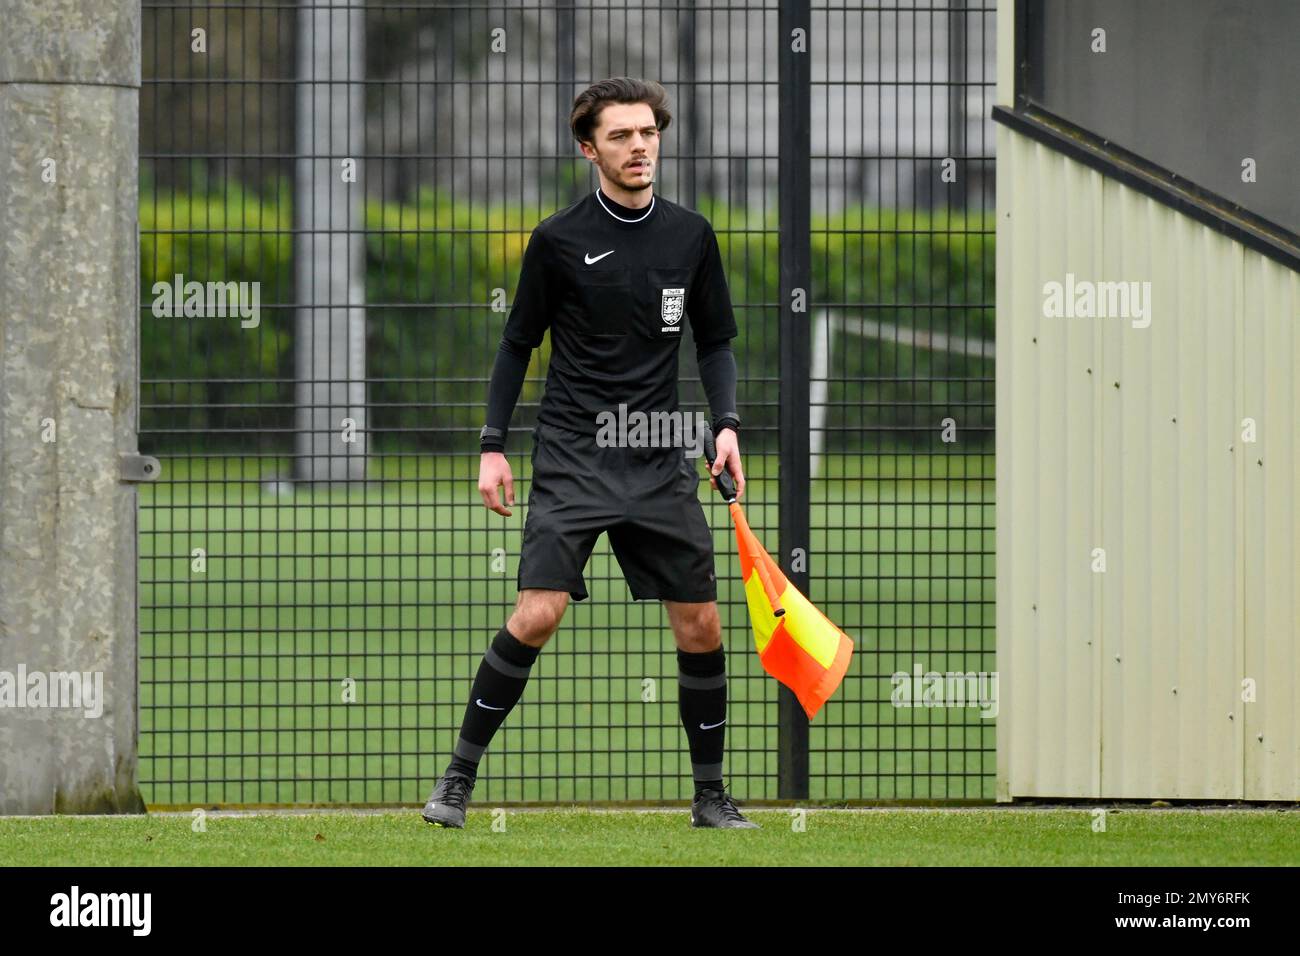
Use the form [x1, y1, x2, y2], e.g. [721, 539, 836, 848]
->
[506, 588, 569, 647]
[664, 600, 722, 653]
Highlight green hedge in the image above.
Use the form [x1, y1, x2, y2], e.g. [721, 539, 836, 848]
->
[140, 180, 993, 456]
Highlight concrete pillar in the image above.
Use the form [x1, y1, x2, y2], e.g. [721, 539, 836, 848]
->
[0, 0, 146, 813]
[294, 0, 367, 487]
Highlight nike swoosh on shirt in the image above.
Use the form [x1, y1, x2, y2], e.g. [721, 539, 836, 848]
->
[699, 719, 727, 730]
[584, 250, 615, 264]
[475, 698, 506, 711]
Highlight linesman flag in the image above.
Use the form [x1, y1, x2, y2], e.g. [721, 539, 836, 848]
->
[701, 429, 854, 720]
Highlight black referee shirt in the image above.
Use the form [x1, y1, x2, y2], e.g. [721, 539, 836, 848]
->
[487, 188, 739, 443]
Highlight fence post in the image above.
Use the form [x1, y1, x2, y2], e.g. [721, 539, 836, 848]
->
[0, 0, 145, 813]
[948, 0, 969, 208]
[777, 0, 811, 801]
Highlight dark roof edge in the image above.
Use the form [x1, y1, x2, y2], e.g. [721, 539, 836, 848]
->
[992, 104, 1300, 275]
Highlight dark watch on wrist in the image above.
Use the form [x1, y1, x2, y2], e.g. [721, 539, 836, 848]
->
[713, 414, 740, 436]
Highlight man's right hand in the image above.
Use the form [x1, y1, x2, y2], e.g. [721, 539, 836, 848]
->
[479, 452, 515, 516]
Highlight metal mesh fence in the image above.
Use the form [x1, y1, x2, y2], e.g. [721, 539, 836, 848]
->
[138, 0, 995, 807]
[806, 2, 996, 800]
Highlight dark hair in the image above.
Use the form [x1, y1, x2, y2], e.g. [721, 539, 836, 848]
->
[569, 77, 672, 146]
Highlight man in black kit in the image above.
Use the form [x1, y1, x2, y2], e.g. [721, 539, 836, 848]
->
[423, 78, 757, 829]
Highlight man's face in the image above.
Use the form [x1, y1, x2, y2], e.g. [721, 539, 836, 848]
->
[580, 101, 659, 192]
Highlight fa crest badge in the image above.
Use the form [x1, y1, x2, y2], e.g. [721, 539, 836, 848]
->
[660, 287, 685, 329]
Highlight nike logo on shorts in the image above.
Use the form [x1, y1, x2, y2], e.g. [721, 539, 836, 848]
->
[475, 698, 506, 711]
[699, 718, 727, 730]
[584, 250, 615, 264]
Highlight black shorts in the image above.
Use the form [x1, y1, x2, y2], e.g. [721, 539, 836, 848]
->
[517, 421, 719, 603]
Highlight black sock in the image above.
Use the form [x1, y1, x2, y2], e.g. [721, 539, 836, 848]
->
[446, 625, 540, 780]
[677, 645, 727, 795]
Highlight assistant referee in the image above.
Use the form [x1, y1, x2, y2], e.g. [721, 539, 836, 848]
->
[423, 77, 756, 829]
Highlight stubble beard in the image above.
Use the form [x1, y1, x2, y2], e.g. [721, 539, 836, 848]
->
[597, 150, 654, 194]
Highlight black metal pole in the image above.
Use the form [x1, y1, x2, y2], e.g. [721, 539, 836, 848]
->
[554, 0, 578, 205]
[777, 0, 811, 801]
[678, 5, 698, 208]
[948, 0, 968, 208]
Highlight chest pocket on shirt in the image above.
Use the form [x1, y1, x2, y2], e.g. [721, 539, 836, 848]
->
[639, 267, 692, 341]
[575, 268, 632, 336]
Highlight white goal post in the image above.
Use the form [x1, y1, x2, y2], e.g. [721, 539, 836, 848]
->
[809, 308, 995, 478]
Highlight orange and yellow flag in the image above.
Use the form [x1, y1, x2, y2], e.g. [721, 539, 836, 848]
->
[728, 501, 854, 720]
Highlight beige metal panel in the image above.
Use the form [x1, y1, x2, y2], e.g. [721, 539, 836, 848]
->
[1139, 195, 1180, 798]
[1058, 150, 1106, 798]
[1098, 180, 1157, 799]
[997, 132, 1106, 800]
[993, 124, 1017, 801]
[996, 125, 1298, 800]
[996, 0, 1015, 106]
[1028, 142, 1071, 796]
[1097, 187, 1242, 799]
[1166, 218, 1241, 799]
[995, 126, 1037, 800]
[1242, 257, 1300, 800]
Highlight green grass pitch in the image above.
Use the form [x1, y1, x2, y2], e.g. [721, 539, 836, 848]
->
[1, 809, 1294, 867]
[137, 452, 995, 806]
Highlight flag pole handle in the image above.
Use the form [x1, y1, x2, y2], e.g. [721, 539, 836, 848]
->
[753, 550, 786, 618]
[700, 425, 737, 503]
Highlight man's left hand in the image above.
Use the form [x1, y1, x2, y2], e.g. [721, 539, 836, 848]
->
[709, 427, 745, 500]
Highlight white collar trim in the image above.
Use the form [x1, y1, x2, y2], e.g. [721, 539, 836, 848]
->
[595, 188, 655, 223]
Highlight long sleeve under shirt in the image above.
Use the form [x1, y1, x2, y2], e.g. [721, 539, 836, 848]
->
[480, 187, 739, 453]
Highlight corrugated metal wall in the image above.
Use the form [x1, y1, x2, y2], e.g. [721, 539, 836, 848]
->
[995, 129, 1300, 800]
